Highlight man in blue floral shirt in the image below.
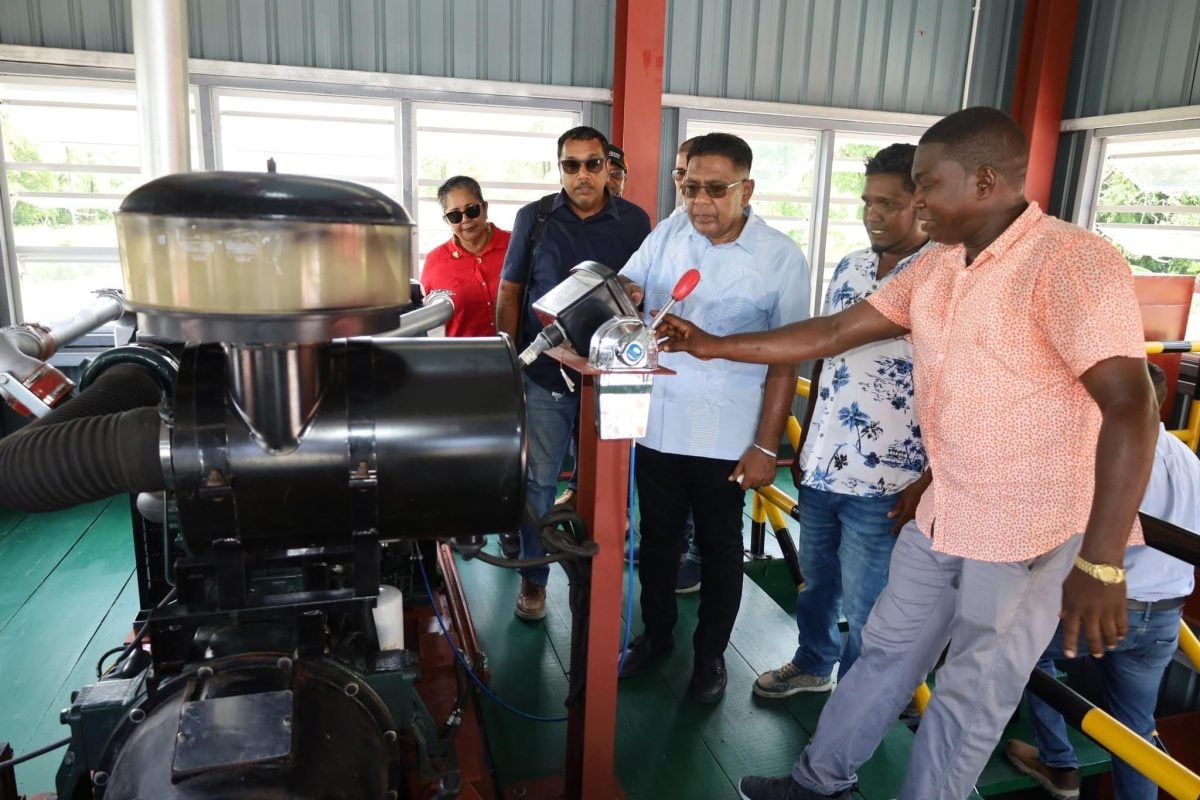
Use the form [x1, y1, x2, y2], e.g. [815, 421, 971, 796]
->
[754, 143, 932, 698]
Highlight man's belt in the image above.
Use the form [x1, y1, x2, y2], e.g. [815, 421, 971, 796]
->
[1126, 596, 1187, 612]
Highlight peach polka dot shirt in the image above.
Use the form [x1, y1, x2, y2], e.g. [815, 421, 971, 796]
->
[867, 203, 1146, 562]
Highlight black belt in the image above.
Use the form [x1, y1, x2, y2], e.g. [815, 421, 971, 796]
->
[1126, 596, 1187, 612]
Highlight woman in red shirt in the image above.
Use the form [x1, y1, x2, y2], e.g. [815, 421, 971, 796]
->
[420, 176, 510, 337]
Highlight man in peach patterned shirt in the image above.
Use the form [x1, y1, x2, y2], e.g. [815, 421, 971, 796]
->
[658, 107, 1158, 800]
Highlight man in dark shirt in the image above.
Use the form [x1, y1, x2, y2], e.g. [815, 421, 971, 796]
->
[496, 125, 651, 620]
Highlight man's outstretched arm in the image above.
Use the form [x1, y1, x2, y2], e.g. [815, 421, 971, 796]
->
[658, 299, 907, 365]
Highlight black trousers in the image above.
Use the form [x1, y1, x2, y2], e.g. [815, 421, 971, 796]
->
[635, 444, 746, 660]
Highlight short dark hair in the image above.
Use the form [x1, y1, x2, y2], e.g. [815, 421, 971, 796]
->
[437, 175, 483, 207]
[865, 143, 918, 193]
[1147, 360, 1168, 409]
[686, 133, 753, 173]
[919, 106, 1029, 183]
[678, 136, 700, 157]
[558, 126, 609, 159]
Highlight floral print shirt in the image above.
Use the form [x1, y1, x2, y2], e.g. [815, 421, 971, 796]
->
[799, 245, 931, 497]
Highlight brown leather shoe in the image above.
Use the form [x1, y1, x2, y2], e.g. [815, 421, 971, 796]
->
[1004, 739, 1080, 800]
[554, 487, 576, 509]
[514, 579, 547, 621]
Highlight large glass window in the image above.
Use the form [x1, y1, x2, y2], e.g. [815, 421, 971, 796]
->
[1090, 132, 1200, 337]
[1, 78, 140, 321]
[215, 90, 399, 195]
[0, 77, 202, 323]
[414, 104, 578, 264]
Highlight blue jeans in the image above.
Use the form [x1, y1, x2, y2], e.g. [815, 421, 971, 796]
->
[519, 375, 579, 587]
[792, 486, 899, 679]
[1027, 604, 1183, 800]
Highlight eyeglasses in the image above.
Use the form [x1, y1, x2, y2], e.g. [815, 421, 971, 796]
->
[559, 158, 606, 174]
[671, 168, 687, 180]
[443, 203, 483, 224]
[608, 169, 626, 179]
[681, 178, 747, 199]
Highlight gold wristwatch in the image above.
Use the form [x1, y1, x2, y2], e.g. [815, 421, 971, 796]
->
[1073, 555, 1125, 585]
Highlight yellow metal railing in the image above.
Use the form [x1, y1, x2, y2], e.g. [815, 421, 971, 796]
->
[1146, 341, 1200, 452]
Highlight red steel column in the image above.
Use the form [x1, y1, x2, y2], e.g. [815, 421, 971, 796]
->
[611, 0, 667, 223]
[570, 372, 629, 800]
[1010, 0, 1079, 209]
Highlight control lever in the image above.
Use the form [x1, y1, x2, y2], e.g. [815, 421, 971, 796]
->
[649, 268, 701, 330]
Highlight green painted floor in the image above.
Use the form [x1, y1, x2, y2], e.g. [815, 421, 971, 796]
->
[0, 473, 1110, 798]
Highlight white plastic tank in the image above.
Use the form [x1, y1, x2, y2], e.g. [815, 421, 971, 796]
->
[372, 584, 405, 651]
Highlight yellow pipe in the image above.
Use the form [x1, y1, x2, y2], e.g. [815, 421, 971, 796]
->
[761, 498, 790, 532]
[1144, 341, 1200, 354]
[1080, 707, 1200, 800]
[757, 484, 799, 518]
[1180, 621, 1200, 672]
[750, 490, 767, 525]
[912, 681, 931, 715]
[786, 415, 803, 453]
[795, 377, 811, 398]
[1184, 400, 1200, 453]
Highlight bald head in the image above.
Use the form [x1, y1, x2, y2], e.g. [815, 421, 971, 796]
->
[920, 107, 1029, 187]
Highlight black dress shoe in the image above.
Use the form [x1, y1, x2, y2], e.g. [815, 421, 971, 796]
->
[618, 634, 673, 678]
[689, 655, 727, 703]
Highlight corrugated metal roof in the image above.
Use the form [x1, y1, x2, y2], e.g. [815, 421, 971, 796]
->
[1066, 0, 1200, 118]
[664, 0, 976, 115]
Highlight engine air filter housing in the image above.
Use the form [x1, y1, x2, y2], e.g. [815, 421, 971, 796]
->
[116, 171, 413, 343]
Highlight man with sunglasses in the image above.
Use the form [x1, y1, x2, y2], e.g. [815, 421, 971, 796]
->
[497, 125, 651, 622]
[615, 132, 810, 703]
[420, 175, 510, 337]
[606, 145, 629, 197]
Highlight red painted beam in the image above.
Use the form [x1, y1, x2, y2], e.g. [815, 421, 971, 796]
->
[1010, 0, 1079, 209]
[611, 0, 667, 223]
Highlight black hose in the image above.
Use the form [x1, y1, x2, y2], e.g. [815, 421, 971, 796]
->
[0, 360, 168, 512]
[26, 362, 165, 430]
[0, 406, 165, 511]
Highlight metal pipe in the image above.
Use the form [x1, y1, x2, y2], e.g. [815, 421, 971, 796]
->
[378, 291, 455, 338]
[223, 343, 330, 453]
[132, 0, 190, 179]
[1028, 668, 1200, 800]
[4, 290, 126, 360]
[961, 0, 982, 109]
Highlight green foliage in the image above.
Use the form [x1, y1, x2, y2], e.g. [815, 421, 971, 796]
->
[1094, 167, 1200, 275]
[1095, 168, 1200, 226]
[4, 114, 116, 228]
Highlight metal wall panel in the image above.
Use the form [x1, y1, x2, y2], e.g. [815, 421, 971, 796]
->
[663, 0, 975, 116]
[0, 0, 614, 89]
[1065, 0, 1200, 118]
[965, 0, 1022, 110]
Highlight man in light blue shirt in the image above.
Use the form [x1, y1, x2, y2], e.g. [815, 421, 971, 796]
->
[616, 132, 811, 703]
[1006, 360, 1197, 800]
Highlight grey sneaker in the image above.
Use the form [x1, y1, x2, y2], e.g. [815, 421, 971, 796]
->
[753, 662, 835, 698]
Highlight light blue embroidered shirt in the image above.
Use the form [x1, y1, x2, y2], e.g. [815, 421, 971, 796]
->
[1126, 424, 1198, 601]
[799, 245, 931, 497]
[620, 207, 810, 461]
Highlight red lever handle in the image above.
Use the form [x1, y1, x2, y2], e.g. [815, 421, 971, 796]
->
[672, 268, 701, 301]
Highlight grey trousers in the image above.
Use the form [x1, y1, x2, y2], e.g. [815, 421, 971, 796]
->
[791, 521, 1082, 800]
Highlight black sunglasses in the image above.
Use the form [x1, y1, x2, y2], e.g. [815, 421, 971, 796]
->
[559, 158, 606, 175]
[681, 178, 747, 199]
[443, 202, 483, 224]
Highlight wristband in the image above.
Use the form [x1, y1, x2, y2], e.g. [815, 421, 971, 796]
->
[752, 443, 777, 459]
